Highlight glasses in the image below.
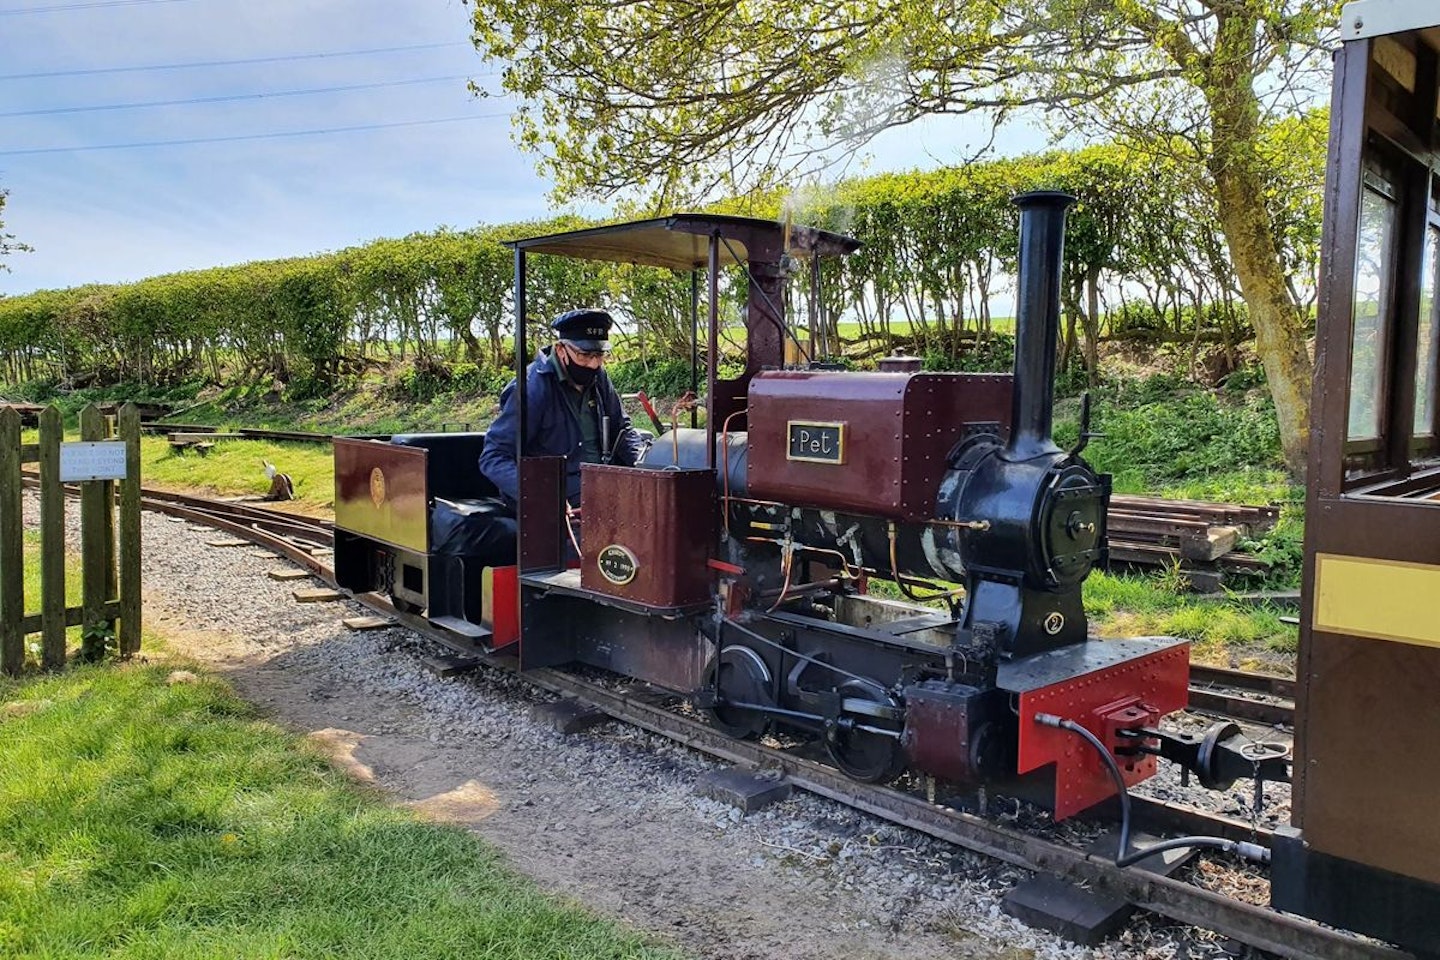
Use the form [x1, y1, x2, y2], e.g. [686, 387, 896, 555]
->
[562, 342, 607, 362]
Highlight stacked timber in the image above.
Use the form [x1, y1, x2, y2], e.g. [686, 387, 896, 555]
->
[97, 400, 172, 420]
[1106, 496, 1280, 586]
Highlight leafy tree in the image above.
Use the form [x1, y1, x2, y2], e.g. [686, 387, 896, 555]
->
[467, 0, 1335, 475]
[0, 188, 32, 273]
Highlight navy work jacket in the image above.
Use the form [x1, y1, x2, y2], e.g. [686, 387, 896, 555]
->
[479, 347, 646, 505]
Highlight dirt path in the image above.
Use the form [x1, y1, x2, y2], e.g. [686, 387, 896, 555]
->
[140, 534, 1065, 960]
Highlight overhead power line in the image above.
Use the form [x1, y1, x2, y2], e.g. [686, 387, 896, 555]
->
[0, 41, 473, 80]
[1, 0, 197, 14]
[0, 113, 510, 156]
[0, 74, 476, 118]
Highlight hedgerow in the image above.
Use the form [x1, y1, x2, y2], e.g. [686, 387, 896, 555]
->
[0, 117, 1325, 397]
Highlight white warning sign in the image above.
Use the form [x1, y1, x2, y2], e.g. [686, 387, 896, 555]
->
[59, 441, 128, 482]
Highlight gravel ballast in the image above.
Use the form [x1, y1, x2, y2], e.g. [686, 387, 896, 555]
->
[35, 495, 1286, 960]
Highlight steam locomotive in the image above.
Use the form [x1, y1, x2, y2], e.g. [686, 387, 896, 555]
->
[334, 195, 1282, 824]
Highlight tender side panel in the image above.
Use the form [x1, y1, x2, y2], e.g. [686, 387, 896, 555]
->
[333, 438, 429, 554]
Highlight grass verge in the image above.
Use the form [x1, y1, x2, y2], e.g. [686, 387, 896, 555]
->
[140, 436, 335, 510]
[0, 659, 683, 959]
[1085, 570, 1297, 666]
[14, 530, 85, 666]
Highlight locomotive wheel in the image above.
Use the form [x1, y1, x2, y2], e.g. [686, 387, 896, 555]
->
[706, 645, 774, 739]
[825, 680, 907, 783]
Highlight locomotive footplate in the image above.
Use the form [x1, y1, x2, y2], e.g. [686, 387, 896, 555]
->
[997, 637, 1189, 820]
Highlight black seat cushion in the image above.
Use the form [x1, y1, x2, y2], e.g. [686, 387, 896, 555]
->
[430, 496, 516, 566]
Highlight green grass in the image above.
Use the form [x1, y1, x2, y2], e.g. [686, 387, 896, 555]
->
[831, 317, 1016, 339]
[1084, 570, 1297, 663]
[13, 530, 85, 666]
[19, 529, 81, 616]
[0, 662, 683, 960]
[141, 437, 336, 508]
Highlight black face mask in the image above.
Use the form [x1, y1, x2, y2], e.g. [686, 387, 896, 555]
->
[564, 357, 600, 389]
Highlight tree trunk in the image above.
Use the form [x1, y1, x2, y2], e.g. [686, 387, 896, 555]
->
[1202, 8, 1313, 478]
[1210, 161, 1312, 475]
[1083, 266, 1101, 386]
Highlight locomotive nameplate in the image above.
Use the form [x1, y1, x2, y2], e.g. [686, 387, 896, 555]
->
[786, 420, 846, 464]
[597, 544, 639, 585]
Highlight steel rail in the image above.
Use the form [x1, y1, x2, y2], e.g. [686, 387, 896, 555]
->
[140, 423, 342, 444]
[140, 499, 332, 578]
[114, 491, 1387, 960]
[511, 668, 1398, 960]
[19, 475, 333, 577]
[1190, 664, 1296, 700]
[1186, 688, 1293, 727]
[1188, 664, 1295, 727]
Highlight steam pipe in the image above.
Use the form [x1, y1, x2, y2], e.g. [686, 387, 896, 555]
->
[1007, 190, 1075, 459]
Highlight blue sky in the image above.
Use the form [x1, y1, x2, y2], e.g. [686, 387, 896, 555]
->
[0, 0, 1045, 296]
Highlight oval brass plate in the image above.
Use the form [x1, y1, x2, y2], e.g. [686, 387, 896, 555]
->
[598, 544, 639, 585]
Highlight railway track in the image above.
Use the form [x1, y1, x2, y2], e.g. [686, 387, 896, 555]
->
[140, 422, 346, 444]
[108, 489, 1395, 960]
[1188, 664, 1295, 727]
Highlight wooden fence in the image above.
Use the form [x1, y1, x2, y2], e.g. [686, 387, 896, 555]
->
[0, 403, 141, 675]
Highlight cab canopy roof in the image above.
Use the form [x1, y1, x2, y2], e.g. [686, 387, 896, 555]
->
[504, 213, 861, 272]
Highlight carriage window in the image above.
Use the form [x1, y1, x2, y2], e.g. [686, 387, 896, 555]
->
[1415, 223, 1440, 437]
[1349, 178, 1399, 443]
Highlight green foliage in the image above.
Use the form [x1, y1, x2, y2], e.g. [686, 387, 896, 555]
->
[1084, 571, 1298, 661]
[1079, 385, 1283, 488]
[606, 357, 698, 397]
[0, 662, 681, 959]
[467, 0, 1331, 472]
[1239, 505, 1306, 585]
[921, 334, 1014, 373]
[0, 187, 30, 272]
[78, 620, 116, 663]
[0, 130, 1325, 408]
[389, 357, 513, 404]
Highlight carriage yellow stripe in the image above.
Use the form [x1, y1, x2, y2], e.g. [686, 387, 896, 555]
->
[1313, 553, 1440, 649]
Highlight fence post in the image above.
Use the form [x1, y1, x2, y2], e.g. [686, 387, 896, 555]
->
[118, 403, 141, 657]
[79, 405, 111, 659]
[0, 408, 21, 675]
[39, 406, 65, 669]
[101, 414, 116, 599]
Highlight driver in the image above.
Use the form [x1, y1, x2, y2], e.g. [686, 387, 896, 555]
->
[480, 308, 646, 507]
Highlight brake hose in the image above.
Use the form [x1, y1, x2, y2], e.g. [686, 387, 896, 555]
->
[1033, 713, 1270, 867]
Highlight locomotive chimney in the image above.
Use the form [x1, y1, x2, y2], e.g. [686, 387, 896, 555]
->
[1007, 190, 1075, 459]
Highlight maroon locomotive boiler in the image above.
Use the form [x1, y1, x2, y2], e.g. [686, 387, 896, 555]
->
[334, 198, 1284, 826]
